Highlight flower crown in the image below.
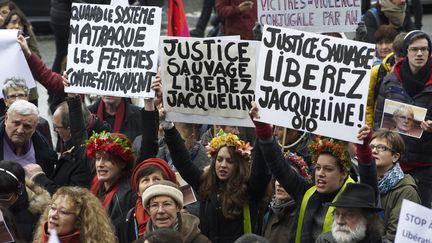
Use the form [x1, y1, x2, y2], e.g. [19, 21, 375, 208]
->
[86, 131, 135, 163]
[206, 130, 253, 160]
[307, 136, 351, 172]
[283, 151, 312, 180]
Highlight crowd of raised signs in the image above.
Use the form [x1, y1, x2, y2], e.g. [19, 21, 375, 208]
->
[0, 0, 432, 243]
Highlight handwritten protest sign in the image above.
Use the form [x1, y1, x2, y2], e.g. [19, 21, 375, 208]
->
[395, 199, 432, 243]
[66, 3, 161, 98]
[160, 37, 257, 127]
[257, 0, 361, 33]
[255, 26, 375, 143]
[0, 30, 35, 98]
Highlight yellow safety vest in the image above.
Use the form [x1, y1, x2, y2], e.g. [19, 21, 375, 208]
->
[243, 204, 252, 234]
[295, 177, 355, 243]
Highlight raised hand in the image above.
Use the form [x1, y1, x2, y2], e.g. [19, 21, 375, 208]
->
[17, 35, 31, 58]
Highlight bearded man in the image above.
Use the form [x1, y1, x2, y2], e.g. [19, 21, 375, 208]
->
[316, 183, 387, 243]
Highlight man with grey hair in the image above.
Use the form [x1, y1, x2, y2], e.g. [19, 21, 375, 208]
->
[0, 100, 55, 178]
[2, 77, 53, 148]
[316, 183, 386, 243]
[25, 96, 92, 194]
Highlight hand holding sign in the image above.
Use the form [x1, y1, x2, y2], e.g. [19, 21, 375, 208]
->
[249, 101, 260, 120]
[421, 120, 432, 133]
[356, 126, 371, 141]
[16, 35, 31, 58]
[160, 37, 257, 127]
[66, 3, 162, 98]
[151, 68, 163, 108]
[255, 26, 375, 143]
[144, 72, 163, 111]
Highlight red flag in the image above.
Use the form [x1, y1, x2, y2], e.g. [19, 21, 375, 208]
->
[167, 0, 190, 37]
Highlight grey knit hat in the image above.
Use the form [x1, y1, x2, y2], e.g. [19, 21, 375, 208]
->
[142, 180, 183, 210]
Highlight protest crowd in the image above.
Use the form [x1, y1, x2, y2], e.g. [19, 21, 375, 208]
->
[1, 0, 432, 242]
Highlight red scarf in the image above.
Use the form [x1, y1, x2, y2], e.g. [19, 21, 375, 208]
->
[42, 222, 81, 243]
[134, 197, 150, 237]
[130, 159, 177, 236]
[90, 176, 121, 209]
[96, 98, 125, 133]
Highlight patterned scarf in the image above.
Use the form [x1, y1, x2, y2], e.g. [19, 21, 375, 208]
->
[378, 163, 404, 194]
[269, 196, 296, 216]
[380, 0, 406, 28]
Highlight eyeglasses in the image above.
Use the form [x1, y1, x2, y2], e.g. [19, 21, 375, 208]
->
[370, 144, 392, 153]
[6, 93, 27, 100]
[49, 205, 75, 217]
[313, 165, 338, 174]
[149, 201, 176, 212]
[53, 124, 65, 130]
[408, 47, 429, 54]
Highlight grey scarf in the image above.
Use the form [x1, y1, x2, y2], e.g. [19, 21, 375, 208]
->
[380, 0, 406, 27]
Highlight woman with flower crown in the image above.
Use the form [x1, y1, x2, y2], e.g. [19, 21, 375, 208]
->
[85, 131, 136, 225]
[161, 125, 271, 242]
[249, 103, 377, 243]
[150, 80, 271, 243]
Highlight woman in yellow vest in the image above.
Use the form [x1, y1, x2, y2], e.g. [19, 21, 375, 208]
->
[250, 104, 358, 243]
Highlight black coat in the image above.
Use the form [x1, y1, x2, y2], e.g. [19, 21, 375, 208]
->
[88, 99, 143, 143]
[164, 127, 271, 243]
[33, 96, 91, 194]
[9, 191, 39, 243]
[373, 59, 432, 167]
[0, 121, 56, 179]
[363, 4, 415, 44]
[101, 175, 136, 226]
[257, 136, 379, 243]
[116, 109, 160, 243]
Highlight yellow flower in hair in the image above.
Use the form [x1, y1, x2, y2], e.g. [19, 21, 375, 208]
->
[206, 130, 252, 160]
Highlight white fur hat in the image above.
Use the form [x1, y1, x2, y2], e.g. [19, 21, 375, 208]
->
[142, 181, 183, 210]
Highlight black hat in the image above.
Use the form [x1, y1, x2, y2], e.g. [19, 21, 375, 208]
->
[327, 183, 382, 211]
[402, 30, 432, 56]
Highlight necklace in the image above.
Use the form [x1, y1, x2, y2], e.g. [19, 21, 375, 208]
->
[278, 131, 307, 151]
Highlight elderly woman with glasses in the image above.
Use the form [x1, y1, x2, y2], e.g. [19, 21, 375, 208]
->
[141, 180, 211, 243]
[392, 105, 416, 136]
[358, 128, 421, 242]
[33, 186, 116, 243]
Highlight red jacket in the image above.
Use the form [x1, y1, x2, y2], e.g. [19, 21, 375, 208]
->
[216, 0, 257, 40]
[26, 53, 66, 96]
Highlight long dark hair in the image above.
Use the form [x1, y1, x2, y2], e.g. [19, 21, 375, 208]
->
[3, 9, 31, 35]
[199, 146, 251, 219]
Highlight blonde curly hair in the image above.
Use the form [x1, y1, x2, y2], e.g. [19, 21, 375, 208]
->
[33, 187, 117, 243]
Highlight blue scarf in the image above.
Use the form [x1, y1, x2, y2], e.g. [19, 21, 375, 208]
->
[378, 163, 404, 194]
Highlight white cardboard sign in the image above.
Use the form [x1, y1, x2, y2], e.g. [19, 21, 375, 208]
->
[257, 0, 361, 33]
[66, 3, 162, 98]
[0, 30, 36, 98]
[395, 199, 432, 243]
[255, 26, 375, 143]
[160, 37, 258, 127]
